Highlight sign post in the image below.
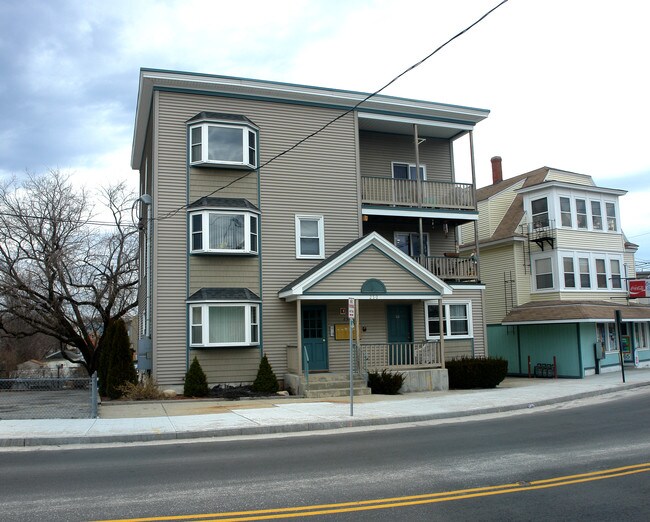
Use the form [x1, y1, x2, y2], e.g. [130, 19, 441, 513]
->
[348, 297, 355, 417]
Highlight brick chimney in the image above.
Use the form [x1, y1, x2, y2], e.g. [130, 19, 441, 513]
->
[491, 156, 503, 184]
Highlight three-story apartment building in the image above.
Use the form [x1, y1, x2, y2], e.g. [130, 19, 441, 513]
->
[131, 69, 489, 394]
[461, 158, 650, 378]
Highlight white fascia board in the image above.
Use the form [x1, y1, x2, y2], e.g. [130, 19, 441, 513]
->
[280, 232, 453, 299]
[362, 208, 478, 220]
[287, 294, 444, 302]
[449, 284, 486, 290]
[516, 181, 627, 197]
[357, 112, 475, 132]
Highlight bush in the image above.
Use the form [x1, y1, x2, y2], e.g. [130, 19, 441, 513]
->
[184, 356, 209, 397]
[367, 369, 404, 394]
[252, 355, 279, 393]
[446, 356, 508, 389]
[104, 319, 138, 399]
[118, 375, 164, 400]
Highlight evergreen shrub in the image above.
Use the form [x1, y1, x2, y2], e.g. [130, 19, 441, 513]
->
[252, 355, 279, 393]
[367, 369, 404, 394]
[184, 356, 209, 397]
[105, 319, 138, 399]
[446, 356, 508, 389]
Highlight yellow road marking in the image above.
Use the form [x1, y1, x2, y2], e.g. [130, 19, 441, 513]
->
[95, 461, 650, 522]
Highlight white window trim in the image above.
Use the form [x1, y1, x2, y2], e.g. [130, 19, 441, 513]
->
[189, 210, 259, 255]
[189, 303, 260, 347]
[424, 300, 473, 340]
[531, 254, 556, 292]
[557, 251, 625, 292]
[554, 194, 620, 234]
[295, 214, 325, 259]
[391, 162, 427, 181]
[189, 122, 257, 168]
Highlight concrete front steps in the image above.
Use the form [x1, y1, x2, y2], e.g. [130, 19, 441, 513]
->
[302, 372, 371, 398]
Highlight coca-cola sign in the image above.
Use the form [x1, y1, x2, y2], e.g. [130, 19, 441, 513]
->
[629, 279, 650, 298]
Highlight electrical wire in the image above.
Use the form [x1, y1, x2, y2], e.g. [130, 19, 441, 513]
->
[150, 0, 509, 224]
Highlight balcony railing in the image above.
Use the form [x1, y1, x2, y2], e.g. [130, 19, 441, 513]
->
[413, 255, 478, 280]
[361, 177, 475, 210]
[356, 342, 442, 373]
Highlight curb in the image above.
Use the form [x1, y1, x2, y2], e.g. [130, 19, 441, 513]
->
[2, 381, 649, 448]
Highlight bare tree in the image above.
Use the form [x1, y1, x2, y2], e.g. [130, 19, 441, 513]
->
[0, 169, 138, 375]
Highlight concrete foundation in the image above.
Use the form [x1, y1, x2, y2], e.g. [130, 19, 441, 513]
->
[399, 368, 449, 392]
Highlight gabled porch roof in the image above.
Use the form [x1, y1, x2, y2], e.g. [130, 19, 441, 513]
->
[278, 232, 452, 301]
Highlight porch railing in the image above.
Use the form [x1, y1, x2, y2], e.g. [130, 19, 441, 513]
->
[361, 177, 475, 210]
[413, 255, 478, 280]
[355, 341, 442, 373]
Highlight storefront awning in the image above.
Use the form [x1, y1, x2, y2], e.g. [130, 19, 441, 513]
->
[502, 300, 650, 325]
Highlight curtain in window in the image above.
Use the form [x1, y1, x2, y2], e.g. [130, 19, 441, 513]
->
[210, 214, 244, 249]
[208, 306, 245, 343]
[449, 304, 469, 335]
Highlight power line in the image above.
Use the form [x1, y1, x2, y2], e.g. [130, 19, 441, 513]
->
[151, 0, 509, 223]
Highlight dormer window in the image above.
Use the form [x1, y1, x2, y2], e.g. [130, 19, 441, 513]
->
[188, 197, 260, 255]
[187, 112, 258, 169]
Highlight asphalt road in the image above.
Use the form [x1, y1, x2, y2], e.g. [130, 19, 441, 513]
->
[2, 388, 650, 521]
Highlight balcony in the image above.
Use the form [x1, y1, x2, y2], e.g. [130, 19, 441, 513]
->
[414, 254, 478, 281]
[361, 176, 475, 210]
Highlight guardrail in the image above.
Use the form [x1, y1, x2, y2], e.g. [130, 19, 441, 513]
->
[356, 342, 442, 372]
[361, 177, 475, 209]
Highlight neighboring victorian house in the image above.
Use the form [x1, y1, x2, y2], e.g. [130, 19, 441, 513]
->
[460, 157, 650, 378]
[131, 69, 489, 395]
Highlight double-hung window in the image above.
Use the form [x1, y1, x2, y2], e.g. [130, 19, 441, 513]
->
[531, 197, 549, 229]
[595, 258, 608, 288]
[576, 199, 588, 229]
[579, 257, 591, 288]
[610, 259, 622, 289]
[606, 202, 617, 231]
[295, 215, 324, 259]
[563, 257, 576, 288]
[591, 201, 603, 230]
[560, 197, 572, 227]
[189, 210, 259, 255]
[189, 303, 260, 347]
[534, 257, 554, 290]
[188, 113, 258, 169]
[425, 301, 472, 339]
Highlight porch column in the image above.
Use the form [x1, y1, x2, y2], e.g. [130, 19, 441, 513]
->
[296, 299, 302, 375]
[439, 297, 446, 368]
[414, 124, 425, 260]
[469, 130, 481, 281]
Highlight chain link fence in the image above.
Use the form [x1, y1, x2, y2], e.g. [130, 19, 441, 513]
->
[0, 370, 98, 420]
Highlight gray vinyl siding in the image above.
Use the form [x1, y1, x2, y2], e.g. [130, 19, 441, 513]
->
[189, 168, 259, 205]
[190, 348, 259, 385]
[150, 90, 361, 383]
[307, 247, 435, 294]
[359, 131, 452, 181]
[189, 256, 259, 294]
[152, 91, 190, 386]
[446, 287, 486, 358]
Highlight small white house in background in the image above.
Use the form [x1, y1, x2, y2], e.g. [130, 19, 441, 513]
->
[461, 158, 650, 377]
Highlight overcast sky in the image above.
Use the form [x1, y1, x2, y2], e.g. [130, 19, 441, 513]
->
[1, 0, 648, 260]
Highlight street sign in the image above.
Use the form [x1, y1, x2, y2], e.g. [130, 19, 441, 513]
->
[348, 298, 355, 319]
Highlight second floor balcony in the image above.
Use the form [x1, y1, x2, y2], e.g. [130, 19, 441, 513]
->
[361, 176, 476, 211]
[413, 254, 478, 281]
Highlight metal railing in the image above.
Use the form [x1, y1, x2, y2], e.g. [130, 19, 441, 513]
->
[413, 255, 478, 280]
[355, 342, 442, 373]
[0, 372, 98, 420]
[361, 177, 475, 209]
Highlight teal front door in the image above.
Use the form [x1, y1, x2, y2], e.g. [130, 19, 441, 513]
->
[387, 304, 413, 365]
[302, 305, 328, 371]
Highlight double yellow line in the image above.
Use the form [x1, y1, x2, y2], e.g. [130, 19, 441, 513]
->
[98, 462, 650, 522]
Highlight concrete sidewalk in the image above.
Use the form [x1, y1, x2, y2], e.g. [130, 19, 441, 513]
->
[2, 369, 650, 448]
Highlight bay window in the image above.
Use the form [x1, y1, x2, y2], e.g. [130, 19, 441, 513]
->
[188, 113, 258, 168]
[531, 197, 549, 229]
[534, 257, 554, 290]
[606, 202, 617, 231]
[189, 210, 259, 255]
[189, 303, 260, 347]
[591, 201, 603, 230]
